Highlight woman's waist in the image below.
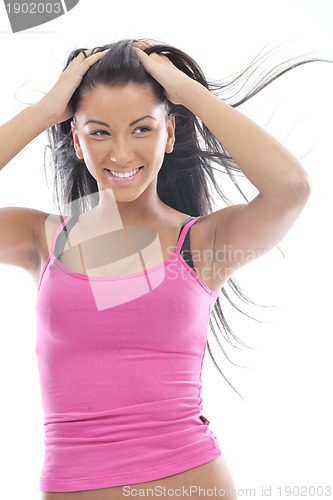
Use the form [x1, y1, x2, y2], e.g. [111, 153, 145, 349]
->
[44, 396, 205, 441]
[40, 404, 221, 493]
[42, 455, 226, 500]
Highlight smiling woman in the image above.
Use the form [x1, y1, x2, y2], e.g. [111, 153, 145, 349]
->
[0, 38, 323, 498]
[69, 83, 175, 204]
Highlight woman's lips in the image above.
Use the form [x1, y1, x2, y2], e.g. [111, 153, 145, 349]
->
[104, 166, 143, 184]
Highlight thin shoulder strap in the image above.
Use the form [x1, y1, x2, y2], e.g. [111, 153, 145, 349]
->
[53, 213, 80, 259]
[176, 216, 200, 256]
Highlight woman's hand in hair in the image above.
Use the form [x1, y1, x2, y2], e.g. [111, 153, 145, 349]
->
[40, 49, 109, 125]
[134, 47, 196, 106]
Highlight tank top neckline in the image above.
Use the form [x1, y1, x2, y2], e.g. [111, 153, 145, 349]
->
[40, 215, 220, 296]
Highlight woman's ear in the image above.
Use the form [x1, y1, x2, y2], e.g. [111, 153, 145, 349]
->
[165, 115, 176, 154]
[71, 120, 84, 160]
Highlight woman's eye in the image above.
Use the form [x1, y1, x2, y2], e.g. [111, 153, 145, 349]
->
[90, 130, 110, 137]
[133, 126, 152, 135]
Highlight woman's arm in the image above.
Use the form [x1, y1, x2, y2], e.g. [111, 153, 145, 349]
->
[0, 50, 108, 273]
[178, 79, 311, 273]
[135, 48, 311, 280]
[179, 79, 310, 205]
[0, 103, 54, 171]
[0, 49, 108, 171]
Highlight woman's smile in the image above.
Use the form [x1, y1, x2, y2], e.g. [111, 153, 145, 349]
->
[104, 166, 144, 183]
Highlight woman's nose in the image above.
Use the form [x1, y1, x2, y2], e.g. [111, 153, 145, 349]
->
[109, 139, 134, 165]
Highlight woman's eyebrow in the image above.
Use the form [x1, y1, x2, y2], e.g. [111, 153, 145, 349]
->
[84, 119, 109, 127]
[83, 115, 157, 128]
[129, 115, 157, 126]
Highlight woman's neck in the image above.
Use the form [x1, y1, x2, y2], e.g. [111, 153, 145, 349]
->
[89, 186, 170, 228]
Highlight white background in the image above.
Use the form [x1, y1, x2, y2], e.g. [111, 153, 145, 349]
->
[0, 0, 332, 498]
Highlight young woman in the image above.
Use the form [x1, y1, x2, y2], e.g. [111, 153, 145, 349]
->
[0, 39, 311, 499]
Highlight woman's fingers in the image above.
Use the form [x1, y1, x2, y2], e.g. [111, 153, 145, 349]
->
[134, 47, 190, 105]
[134, 47, 173, 67]
[67, 49, 109, 75]
[132, 41, 150, 51]
[42, 49, 109, 124]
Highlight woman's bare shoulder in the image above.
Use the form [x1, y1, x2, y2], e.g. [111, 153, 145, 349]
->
[33, 210, 69, 260]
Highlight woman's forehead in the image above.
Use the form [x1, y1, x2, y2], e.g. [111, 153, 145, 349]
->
[81, 83, 159, 103]
[76, 84, 166, 122]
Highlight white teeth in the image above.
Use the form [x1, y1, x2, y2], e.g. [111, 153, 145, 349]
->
[109, 168, 140, 179]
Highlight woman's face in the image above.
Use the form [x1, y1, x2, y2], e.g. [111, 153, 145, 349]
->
[71, 83, 175, 203]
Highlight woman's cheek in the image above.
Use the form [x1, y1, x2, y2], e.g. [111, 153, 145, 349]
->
[83, 143, 108, 164]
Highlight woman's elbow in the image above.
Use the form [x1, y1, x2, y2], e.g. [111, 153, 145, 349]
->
[290, 170, 311, 205]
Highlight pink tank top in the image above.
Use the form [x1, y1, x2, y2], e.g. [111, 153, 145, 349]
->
[35, 215, 221, 492]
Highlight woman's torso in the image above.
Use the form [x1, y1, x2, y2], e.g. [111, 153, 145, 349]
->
[33, 208, 236, 499]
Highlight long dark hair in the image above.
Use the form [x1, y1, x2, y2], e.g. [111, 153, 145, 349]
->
[45, 39, 327, 397]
